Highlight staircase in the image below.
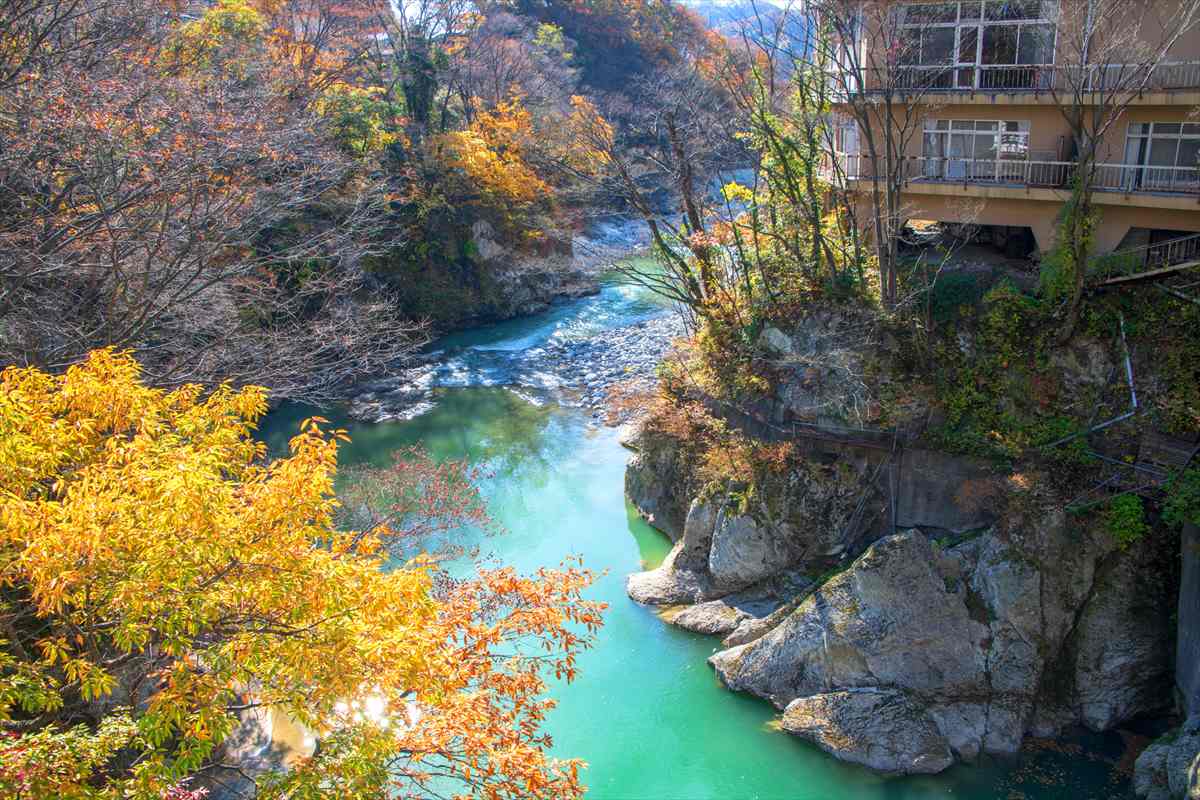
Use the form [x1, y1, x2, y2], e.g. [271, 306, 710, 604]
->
[1093, 232, 1200, 288]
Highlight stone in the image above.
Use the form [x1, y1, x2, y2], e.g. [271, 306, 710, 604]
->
[707, 510, 789, 591]
[1066, 531, 1174, 731]
[1049, 336, 1116, 397]
[661, 600, 749, 636]
[678, 500, 719, 570]
[709, 532, 986, 711]
[705, 505, 1176, 775]
[781, 689, 955, 776]
[1135, 726, 1200, 800]
[893, 448, 998, 533]
[758, 326, 793, 356]
[624, 429, 689, 541]
[659, 591, 785, 637]
[626, 540, 725, 605]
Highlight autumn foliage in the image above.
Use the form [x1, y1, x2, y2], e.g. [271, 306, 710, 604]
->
[0, 350, 603, 799]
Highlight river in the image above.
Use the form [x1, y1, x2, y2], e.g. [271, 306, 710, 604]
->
[260, 270, 1136, 799]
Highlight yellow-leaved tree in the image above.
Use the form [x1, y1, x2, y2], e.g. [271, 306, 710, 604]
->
[0, 350, 602, 799]
[438, 98, 551, 207]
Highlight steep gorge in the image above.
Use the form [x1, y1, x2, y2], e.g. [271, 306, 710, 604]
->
[622, 302, 1189, 781]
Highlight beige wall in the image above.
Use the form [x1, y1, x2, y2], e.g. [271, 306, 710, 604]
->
[853, 191, 1200, 253]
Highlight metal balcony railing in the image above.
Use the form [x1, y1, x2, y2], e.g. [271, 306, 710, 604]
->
[1106, 232, 1200, 272]
[839, 61, 1200, 95]
[821, 154, 1200, 196]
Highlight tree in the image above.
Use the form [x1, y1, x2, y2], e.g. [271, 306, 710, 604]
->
[448, 13, 578, 117]
[0, 0, 423, 404]
[1044, 0, 1200, 339]
[0, 349, 603, 799]
[566, 54, 742, 318]
[810, 0, 950, 309]
[716, 1, 866, 296]
[508, 0, 711, 91]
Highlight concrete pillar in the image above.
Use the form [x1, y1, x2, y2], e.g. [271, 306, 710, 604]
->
[1093, 222, 1133, 255]
[1029, 218, 1059, 256]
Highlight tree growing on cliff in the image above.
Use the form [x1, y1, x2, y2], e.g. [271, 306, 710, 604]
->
[0, 349, 603, 799]
[808, 0, 952, 309]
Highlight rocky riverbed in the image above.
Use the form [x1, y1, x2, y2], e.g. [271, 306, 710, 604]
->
[347, 306, 685, 424]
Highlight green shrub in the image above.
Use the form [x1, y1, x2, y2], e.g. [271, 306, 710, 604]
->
[1088, 250, 1143, 282]
[1104, 494, 1149, 548]
[1165, 468, 1200, 530]
[928, 272, 982, 325]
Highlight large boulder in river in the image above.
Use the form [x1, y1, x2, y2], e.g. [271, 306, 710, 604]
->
[709, 508, 1175, 773]
[626, 538, 724, 605]
[709, 532, 985, 711]
[781, 689, 955, 775]
[626, 500, 725, 604]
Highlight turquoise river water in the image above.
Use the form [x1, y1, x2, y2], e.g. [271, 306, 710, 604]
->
[261, 273, 1136, 799]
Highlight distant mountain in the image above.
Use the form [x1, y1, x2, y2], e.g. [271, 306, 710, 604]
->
[684, 0, 808, 51]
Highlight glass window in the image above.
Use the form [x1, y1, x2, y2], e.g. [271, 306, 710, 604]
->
[895, 2, 1056, 74]
[1017, 24, 1054, 64]
[986, 1, 1044, 21]
[959, 26, 978, 62]
[923, 27, 956, 63]
[1179, 139, 1200, 168]
[922, 118, 1030, 167]
[905, 3, 959, 23]
[1149, 138, 1179, 167]
[982, 25, 1018, 64]
[1125, 122, 1200, 172]
[898, 28, 921, 64]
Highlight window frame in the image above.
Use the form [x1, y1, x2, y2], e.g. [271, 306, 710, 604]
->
[894, 1, 1059, 88]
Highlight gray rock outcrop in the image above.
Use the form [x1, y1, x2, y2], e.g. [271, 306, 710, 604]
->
[708, 519, 1173, 774]
[781, 689, 955, 775]
[1135, 720, 1200, 800]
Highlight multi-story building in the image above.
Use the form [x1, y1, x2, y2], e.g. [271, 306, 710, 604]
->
[823, 0, 1200, 258]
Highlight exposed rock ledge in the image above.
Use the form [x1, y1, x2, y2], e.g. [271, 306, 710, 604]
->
[707, 526, 1172, 774]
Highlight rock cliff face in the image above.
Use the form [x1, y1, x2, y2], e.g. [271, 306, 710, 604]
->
[704, 521, 1173, 774]
[623, 297, 1187, 778]
[624, 419, 1176, 776]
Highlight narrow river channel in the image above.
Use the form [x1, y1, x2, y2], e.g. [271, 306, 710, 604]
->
[260, 272, 1135, 800]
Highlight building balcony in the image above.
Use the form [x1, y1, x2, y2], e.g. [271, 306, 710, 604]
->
[835, 61, 1200, 98]
[823, 154, 1200, 200]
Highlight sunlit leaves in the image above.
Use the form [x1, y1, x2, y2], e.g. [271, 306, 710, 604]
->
[0, 350, 603, 799]
[439, 98, 551, 205]
[315, 81, 403, 155]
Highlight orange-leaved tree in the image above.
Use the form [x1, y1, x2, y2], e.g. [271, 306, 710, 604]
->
[0, 349, 603, 799]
